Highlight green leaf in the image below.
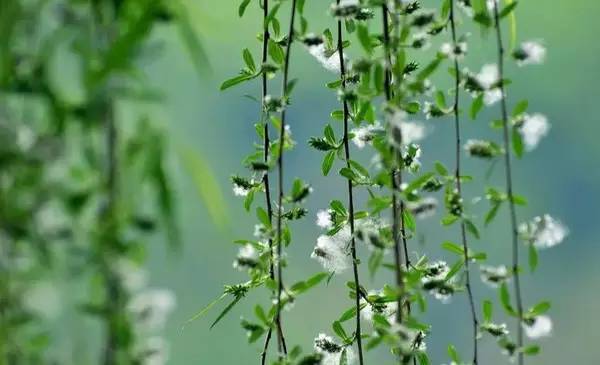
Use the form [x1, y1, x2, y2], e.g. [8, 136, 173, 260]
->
[331, 110, 344, 120]
[268, 40, 285, 65]
[470, 94, 484, 120]
[356, 24, 372, 54]
[464, 219, 480, 239]
[403, 209, 416, 232]
[210, 295, 244, 329]
[523, 345, 540, 355]
[238, 0, 252, 17]
[483, 300, 493, 322]
[185, 293, 228, 326]
[529, 301, 551, 316]
[306, 272, 329, 290]
[332, 321, 348, 342]
[511, 194, 527, 205]
[417, 58, 442, 81]
[499, 283, 516, 316]
[416, 352, 430, 365]
[528, 244, 538, 272]
[403, 172, 435, 195]
[434, 90, 446, 109]
[349, 160, 370, 178]
[441, 214, 459, 226]
[324, 125, 336, 144]
[256, 207, 271, 227]
[322, 151, 336, 176]
[434, 161, 448, 176]
[499, 1, 519, 19]
[242, 48, 256, 71]
[244, 190, 255, 211]
[330, 200, 347, 216]
[445, 259, 464, 280]
[339, 167, 357, 181]
[339, 306, 358, 322]
[472, 0, 487, 13]
[512, 127, 524, 158]
[485, 202, 501, 226]
[254, 305, 269, 325]
[441, 241, 464, 255]
[447, 344, 460, 362]
[220, 74, 254, 91]
[512, 99, 529, 117]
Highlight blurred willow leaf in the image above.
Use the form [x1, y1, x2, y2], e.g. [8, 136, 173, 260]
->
[177, 145, 228, 229]
[504, 0, 518, 50]
[173, 5, 211, 77]
[91, 2, 156, 85]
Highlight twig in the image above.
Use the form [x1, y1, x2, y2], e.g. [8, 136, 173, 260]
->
[274, 0, 299, 359]
[492, 2, 524, 364]
[449, 1, 479, 363]
[336, 2, 364, 363]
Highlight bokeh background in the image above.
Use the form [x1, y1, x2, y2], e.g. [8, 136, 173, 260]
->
[37, 0, 599, 363]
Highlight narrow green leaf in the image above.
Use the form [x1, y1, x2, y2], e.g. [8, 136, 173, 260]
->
[485, 202, 501, 226]
[528, 244, 538, 272]
[220, 74, 254, 91]
[210, 295, 244, 329]
[242, 48, 256, 71]
[238, 0, 252, 17]
[322, 151, 336, 176]
[529, 301, 551, 316]
[332, 321, 348, 342]
[470, 94, 484, 120]
[441, 241, 464, 255]
[512, 127, 524, 158]
[499, 1, 518, 18]
[356, 24, 372, 54]
[403, 209, 416, 232]
[464, 219, 480, 239]
[512, 99, 529, 117]
[483, 300, 493, 322]
[185, 293, 228, 325]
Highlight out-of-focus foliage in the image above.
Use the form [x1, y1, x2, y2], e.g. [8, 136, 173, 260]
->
[0, 0, 213, 363]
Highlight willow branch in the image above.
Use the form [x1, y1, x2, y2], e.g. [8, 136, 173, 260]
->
[492, 3, 524, 364]
[336, 3, 364, 363]
[274, 0, 299, 358]
[258, 0, 286, 363]
[382, 6, 409, 363]
[449, 1, 479, 364]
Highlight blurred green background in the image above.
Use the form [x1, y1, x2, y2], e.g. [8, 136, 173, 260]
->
[38, 0, 600, 363]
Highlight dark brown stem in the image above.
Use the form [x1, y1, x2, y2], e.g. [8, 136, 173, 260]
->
[449, 1, 479, 364]
[274, 0, 299, 359]
[492, 3, 524, 364]
[336, 3, 364, 363]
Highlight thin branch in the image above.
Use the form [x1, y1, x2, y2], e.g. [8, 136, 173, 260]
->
[382, 5, 409, 363]
[492, 2, 524, 364]
[449, 1, 479, 364]
[258, 0, 287, 363]
[274, 0, 299, 359]
[336, 3, 364, 363]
